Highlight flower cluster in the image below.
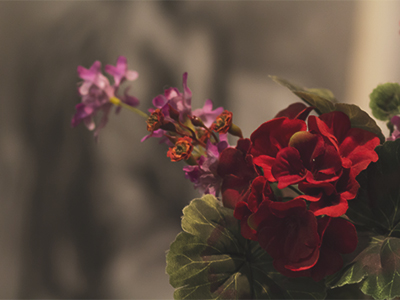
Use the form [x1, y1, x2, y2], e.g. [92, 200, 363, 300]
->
[220, 104, 380, 280]
[71, 56, 140, 139]
[141, 73, 242, 196]
[72, 58, 385, 283]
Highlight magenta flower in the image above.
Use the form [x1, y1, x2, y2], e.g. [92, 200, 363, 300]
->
[192, 99, 224, 127]
[143, 73, 225, 144]
[71, 87, 112, 138]
[105, 56, 139, 86]
[183, 139, 229, 196]
[77, 60, 112, 97]
[72, 58, 140, 139]
[150, 72, 192, 121]
[387, 115, 400, 141]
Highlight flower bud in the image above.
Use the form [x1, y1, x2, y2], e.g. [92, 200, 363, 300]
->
[211, 110, 233, 134]
[190, 116, 205, 127]
[167, 137, 194, 162]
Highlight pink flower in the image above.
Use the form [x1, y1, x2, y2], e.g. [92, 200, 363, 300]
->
[192, 99, 224, 127]
[77, 60, 112, 97]
[72, 58, 140, 139]
[105, 56, 139, 86]
[183, 139, 229, 195]
[387, 115, 400, 141]
[72, 77, 112, 138]
[150, 72, 192, 122]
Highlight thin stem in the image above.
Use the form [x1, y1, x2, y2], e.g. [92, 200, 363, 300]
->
[178, 121, 207, 148]
[109, 96, 148, 119]
[288, 185, 303, 196]
[205, 126, 219, 143]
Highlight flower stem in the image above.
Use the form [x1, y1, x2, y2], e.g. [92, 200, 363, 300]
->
[109, 96, 148, 119]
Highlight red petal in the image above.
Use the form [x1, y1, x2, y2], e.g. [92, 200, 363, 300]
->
[339, 128, 380, 176]
[220, 175, 251, 208]
[272, 147, 308, 189]
[253, 155, 276, 182]
[318, 111, 352, 144]
[309, 194, 348, 217]
[310, 245, 343, 281]
[250, 117, 307, 158]
[275, 102, 308, 119]
[323, 217, 358, 254]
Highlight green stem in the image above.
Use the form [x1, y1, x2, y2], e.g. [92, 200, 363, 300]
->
[109, 96, 148, 119]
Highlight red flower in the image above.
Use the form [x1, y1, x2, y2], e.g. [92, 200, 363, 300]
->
[217, 138, 260, 208]
[232, 176, 358, 281]
[308, 111, 380, 176]
[234, 176, 275, 240]
[274, 102, 314, 121]
[167, 137, 193, 162]
[296, 168, 360, 217]
[256, 199, 321, 272]
[250, 117, 307, 181]
[271, 131, 342, 189]
[249, 111, 379, 217]
[273, 216, 358, 281]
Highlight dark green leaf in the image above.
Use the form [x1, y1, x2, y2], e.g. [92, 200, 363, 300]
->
[326, 234, 400, 300]
[347, 139, 400, 235]
[270, 76, 385, 143]
[327, 140, 400, 299]
[166, 195, 326, 299]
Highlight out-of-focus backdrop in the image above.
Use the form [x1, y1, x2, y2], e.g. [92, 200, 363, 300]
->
[0, 1, 399, 298]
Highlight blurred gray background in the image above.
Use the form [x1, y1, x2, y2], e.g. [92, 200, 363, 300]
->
[0, 1, 399, 298]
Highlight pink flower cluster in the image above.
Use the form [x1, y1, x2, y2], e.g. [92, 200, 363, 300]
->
[72, 56, 139, 139]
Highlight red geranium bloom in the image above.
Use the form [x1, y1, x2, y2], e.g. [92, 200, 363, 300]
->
[256, 199, 321, 272]
[271, 131, 343, 189]
[250, 111, 379, 218]
[234, 176, 275, 240]
[296, 168, 360, 217]
[308, 111, 380, 176]
[250, 117, 307, 181]
[217, 138, 260, 208]
[273, 216, 358, 281]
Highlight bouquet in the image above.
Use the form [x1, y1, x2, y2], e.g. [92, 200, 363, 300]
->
[71, 56, 400, 300]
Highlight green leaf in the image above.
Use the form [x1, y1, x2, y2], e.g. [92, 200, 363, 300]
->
[369, 83, 400, 121]
[327, 140, 400, 299]
[269, 76, 335, 115]
[326, 283, 374, 299]
[307, 88, 337, 103]
[166, 195, 326, 299]
[270, 76, 385, 143]
[347, 139, 400, 235]
[326, 234, 400, 300]
[335, 103, 385, 144]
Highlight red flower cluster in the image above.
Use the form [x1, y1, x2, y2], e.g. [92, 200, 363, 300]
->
[218, 106, 380, 281]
